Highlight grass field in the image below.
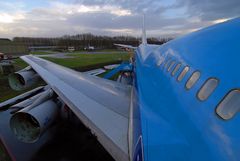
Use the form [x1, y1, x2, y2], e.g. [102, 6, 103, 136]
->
[46, 53, 129, 68]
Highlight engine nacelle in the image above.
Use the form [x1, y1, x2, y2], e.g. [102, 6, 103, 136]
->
[8, 66, 40, 91]
[10, 99, 60, 143]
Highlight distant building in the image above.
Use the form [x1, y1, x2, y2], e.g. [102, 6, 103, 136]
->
[0, 38, 29, 55]
[68, 46, 75, 52]
[28, 46, 57, 51]
[84, 45, 95, 51]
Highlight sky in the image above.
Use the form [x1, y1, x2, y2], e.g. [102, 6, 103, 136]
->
[0, 0, 239, 39]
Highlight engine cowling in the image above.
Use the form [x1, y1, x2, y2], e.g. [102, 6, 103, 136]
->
[10, 99, 60, 143]
[8, 66, 40, 91]
[9, 89, 61, 143]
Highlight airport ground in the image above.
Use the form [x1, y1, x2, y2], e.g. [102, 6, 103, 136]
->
[0, 50, 131, 161]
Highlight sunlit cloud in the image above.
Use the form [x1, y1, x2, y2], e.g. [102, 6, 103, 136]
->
[76, 5, 131, 16]
[0, 13, 25, 23]
[50, 2, 131, 16]
[104, 28, 136, 35]
[0, 14, 13, 23]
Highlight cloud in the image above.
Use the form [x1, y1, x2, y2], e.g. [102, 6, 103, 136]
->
[177, 0, 240, 20]
[0, 0, 239, 38]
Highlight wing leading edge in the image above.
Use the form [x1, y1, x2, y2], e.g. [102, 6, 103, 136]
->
[21, 55, 131, 161]
[114, 43, 137, 49]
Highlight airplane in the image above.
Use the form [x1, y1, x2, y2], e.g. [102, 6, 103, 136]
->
[0, 16, 240, 161]
[84, 44, 95, 51]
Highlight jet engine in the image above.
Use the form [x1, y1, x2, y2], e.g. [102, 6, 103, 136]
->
[8, 66, 40, 91]
[10, 89, 61, 143]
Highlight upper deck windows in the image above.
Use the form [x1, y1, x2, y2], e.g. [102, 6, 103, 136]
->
[216, 89, 240, 120]
[197, 78, 219, 101]
[156, 58, 164, 66]
[168, 61, 175, 72]
[171, 63, 181, 76]
[177, 66, 189, 82]
[185, 71, 200, 90]
[164, 58, 172, 69]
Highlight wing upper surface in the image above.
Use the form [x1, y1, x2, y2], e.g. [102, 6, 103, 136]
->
[21, 55, 131, 161]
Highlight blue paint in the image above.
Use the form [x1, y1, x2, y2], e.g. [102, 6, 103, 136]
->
[103, 61, 132, 79]
[132, 18, 240, 161]
[133, 136, 144, 161]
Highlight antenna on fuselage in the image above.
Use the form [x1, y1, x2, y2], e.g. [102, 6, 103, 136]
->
[142, 14, 147, 45]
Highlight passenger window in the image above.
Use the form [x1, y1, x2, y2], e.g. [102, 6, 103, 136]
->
[161, 58, 167, 68]
[164, 58, 171, 69]
[157, 58, 164, 66]
[216, 89, 240, 120]
[185, 71, 200, 90]
[177, 66, 189, 82]
[171, 63, 181, 76]
[168, 61, 175, 72]
[197, 78, 219, 101]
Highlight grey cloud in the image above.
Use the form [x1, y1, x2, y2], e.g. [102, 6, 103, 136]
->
[1, 0, 239, 38]
[67, 12, 188, 30]
[74, 0, 240, 20]
[177, 0, 240, 20]
[73, 0, 169, 14]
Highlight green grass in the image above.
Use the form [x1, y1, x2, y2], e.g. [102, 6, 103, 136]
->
[30, 51, 54, 55]
[13, 58, 28, 70]
[71, 49, 129, 54]
[44, 53, 130, 68]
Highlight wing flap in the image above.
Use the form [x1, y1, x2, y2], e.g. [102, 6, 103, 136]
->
[21, 55, 131, 161]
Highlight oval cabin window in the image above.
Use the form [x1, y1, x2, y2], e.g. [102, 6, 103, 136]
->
[164, 58, 172, 69]
[171, 63, 181, 76]
[177, 66, 189, 82]
[216, 89, 240, 120]
[197, 78, 219, 101]
[185, 71, 200, 90]
[168, 61, 175, 72]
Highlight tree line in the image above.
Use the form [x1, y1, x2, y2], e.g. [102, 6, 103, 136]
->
[13, 33, 173, 50]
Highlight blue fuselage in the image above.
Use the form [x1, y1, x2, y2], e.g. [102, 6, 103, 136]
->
[133, 18, 240, 161]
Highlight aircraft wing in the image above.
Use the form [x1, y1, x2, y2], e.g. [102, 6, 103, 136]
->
[21, 55, 131, 161]
[114, 43, 137, 49]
